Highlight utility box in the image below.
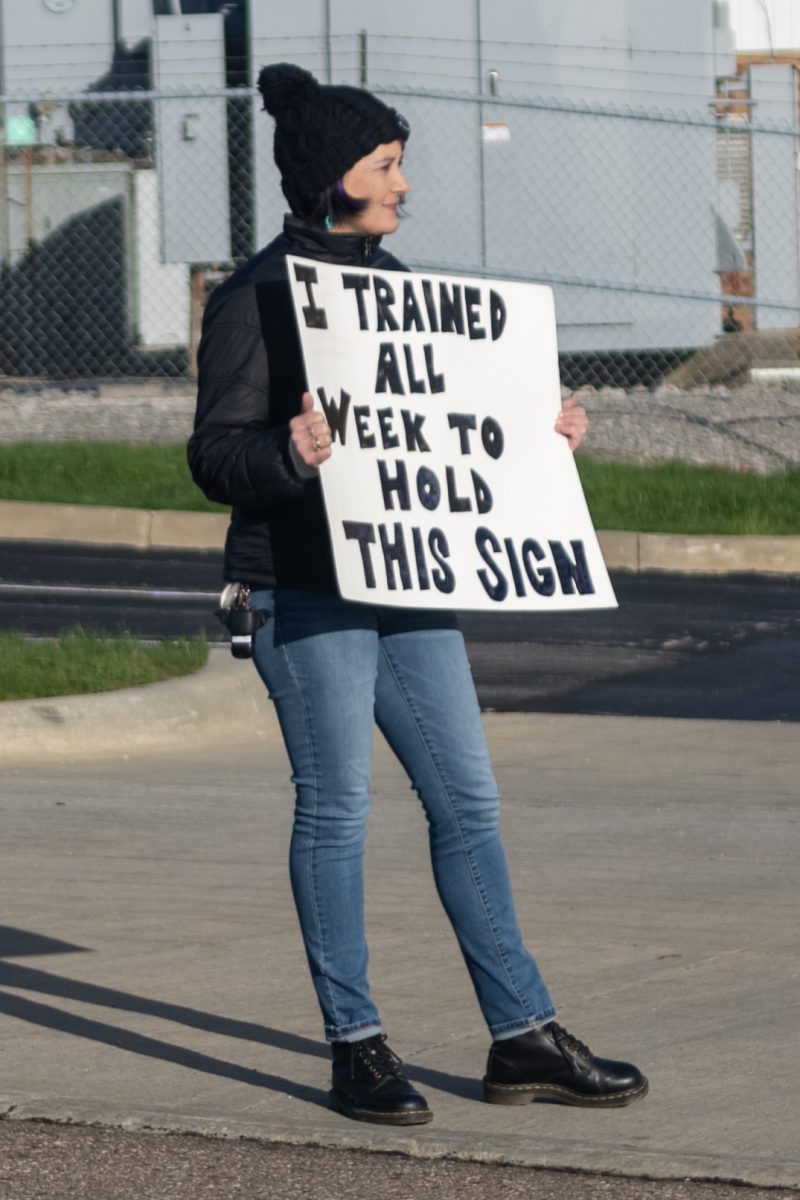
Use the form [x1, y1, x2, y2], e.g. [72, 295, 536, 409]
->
[153, 13, 231, 264]
[0, 0, 115, 145]
[0, 0, 114, 93]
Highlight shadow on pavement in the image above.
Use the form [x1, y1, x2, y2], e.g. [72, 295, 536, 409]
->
[0, 988, 329, 1107]
[0, 926, 89, 958]
[0, 932, 476, 1102]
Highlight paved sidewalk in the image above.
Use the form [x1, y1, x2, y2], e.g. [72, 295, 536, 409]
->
[1, 706, 798, 1187]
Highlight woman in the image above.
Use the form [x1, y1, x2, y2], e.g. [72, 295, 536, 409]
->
[188, 63, 647, 1125]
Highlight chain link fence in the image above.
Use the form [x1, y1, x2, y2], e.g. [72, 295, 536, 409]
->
[1, 77, 799, 392]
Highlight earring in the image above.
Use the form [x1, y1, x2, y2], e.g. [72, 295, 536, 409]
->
[324, 215, 334, 231]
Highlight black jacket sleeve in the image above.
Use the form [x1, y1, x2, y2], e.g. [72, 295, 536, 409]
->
[187, 283, 307, 510]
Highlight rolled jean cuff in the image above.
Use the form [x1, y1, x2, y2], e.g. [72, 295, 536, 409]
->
[326, 1022, 384, 1044]
[490, 1011, 557, 1041]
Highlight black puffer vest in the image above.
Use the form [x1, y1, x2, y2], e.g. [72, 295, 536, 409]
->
[188, 215, 405, 590]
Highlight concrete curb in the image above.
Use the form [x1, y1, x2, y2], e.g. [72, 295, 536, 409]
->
[0, 499, 229, 552]
[599, 528, 800, 574]
[2, 499, 800, 574]
[1, 1095, 797, 1188]
[0, 648, 272, 767]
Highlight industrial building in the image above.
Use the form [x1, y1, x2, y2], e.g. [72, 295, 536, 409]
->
[0, 1, 797, 379]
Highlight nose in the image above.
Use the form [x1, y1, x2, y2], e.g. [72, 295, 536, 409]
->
[393, 167, 410, 195]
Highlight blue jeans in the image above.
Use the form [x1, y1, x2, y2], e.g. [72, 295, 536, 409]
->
[251, 588, 555, 1042]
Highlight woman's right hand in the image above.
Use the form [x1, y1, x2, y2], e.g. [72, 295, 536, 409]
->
[289, 392, 333, 467]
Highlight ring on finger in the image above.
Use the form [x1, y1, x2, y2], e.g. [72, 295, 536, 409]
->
[311, 433, 322, 451]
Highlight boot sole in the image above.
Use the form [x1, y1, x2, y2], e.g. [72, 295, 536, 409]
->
[483, 1076, 649, 1108]
[329, 1089, 433, 1125]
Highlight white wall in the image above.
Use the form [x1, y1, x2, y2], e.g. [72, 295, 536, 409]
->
[729, 0, 800, 52]
[749, 65, 800, 329]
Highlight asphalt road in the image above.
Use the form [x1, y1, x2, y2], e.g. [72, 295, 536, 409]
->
[2, 1122, 798, 1200]
[2, 540, 800, 721]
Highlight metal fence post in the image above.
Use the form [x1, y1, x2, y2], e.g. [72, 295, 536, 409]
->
[359, 30, 368, 88]
[475, 0, 487, 270]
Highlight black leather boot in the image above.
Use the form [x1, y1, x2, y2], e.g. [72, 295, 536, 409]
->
[484, 1022, 648, 1107]
[330, 1034, 433, 1125]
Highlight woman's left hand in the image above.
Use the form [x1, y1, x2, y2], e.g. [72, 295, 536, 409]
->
[555, 392, 588, 452]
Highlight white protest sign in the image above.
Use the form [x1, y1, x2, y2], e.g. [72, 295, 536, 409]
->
[287, 255, 617, 612]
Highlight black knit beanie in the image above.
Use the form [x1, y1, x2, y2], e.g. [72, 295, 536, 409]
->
[257, 63, 410, 218]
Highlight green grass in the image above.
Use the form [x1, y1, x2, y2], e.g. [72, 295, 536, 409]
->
[0, 629, 209, 702]
[0, 442, 225, 512]
[576, 457, 800, 535]
[0, 442, 798, 535]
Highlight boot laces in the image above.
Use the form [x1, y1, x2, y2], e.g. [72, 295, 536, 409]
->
[550, 1022, 592, 1062]
[354, 1034, 406, 1081]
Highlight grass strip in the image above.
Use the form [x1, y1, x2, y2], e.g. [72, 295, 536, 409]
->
[0, 442, 226, 512]
[0, 629, 209, 702]
[0, 442, 799, 535]
[575, 457, 800, 535]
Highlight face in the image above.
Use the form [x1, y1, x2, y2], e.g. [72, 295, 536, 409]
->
[336, 140, 410, 237]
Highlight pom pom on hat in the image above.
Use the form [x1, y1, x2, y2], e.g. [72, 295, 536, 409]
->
[257, 63, 318, 115]
[257, 62, 410, 219]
